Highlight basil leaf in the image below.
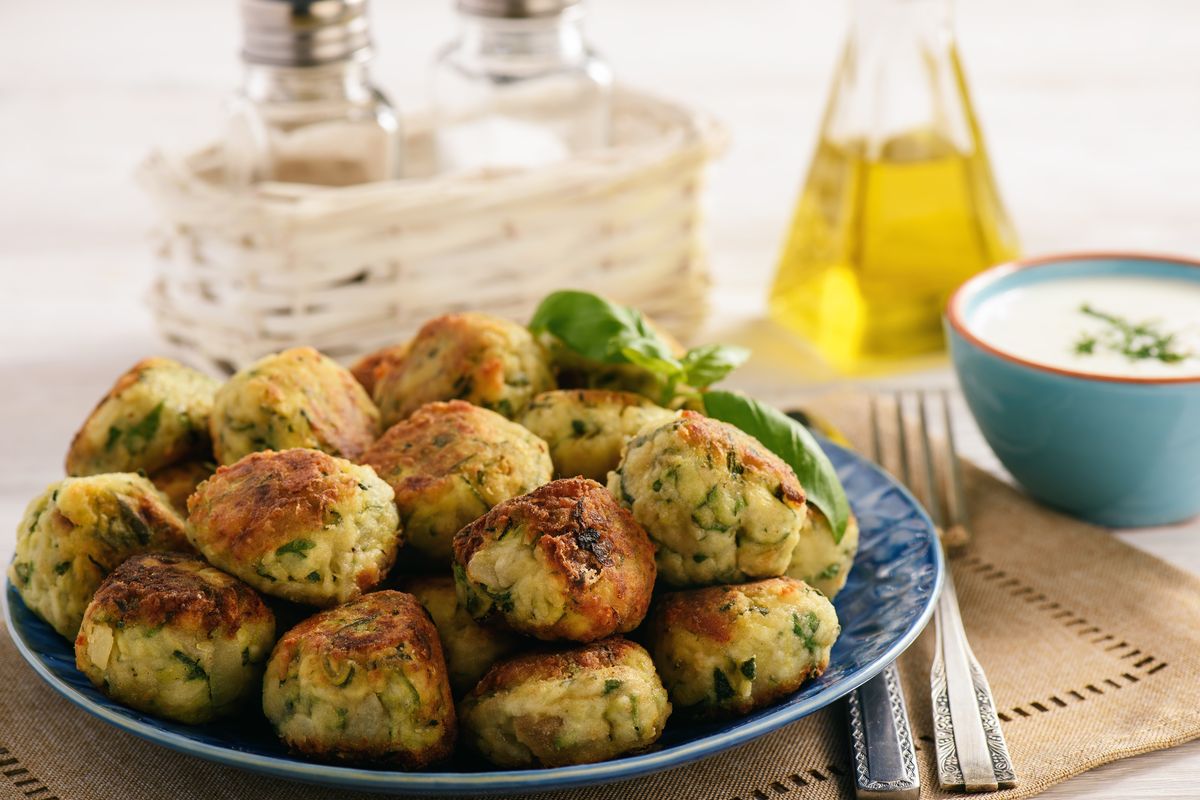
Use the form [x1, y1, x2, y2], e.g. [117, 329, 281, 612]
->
[529, 290, 654, 364]
[530, 290, 749, 409]
[618, 340, 680, 375]
[680, 344, 751, 388]
[702, 390, 849, 542]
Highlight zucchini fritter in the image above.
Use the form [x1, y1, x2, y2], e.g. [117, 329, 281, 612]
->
[373, 313, 554, 426]
[649, 577, 839, 718]
[784, 507, 860, 599]
[66, 357, 218, 476]
[403, 574, 521, 695]
[519, 390, 675, 481]
[75, 552, 275, 724]
[262, 590, 456, 767]
[459, 637, 670, 767]
[186, 449, 400, 607]
[9, 473, 191, 639]
[361, 401, 552, 564]
[609, 411, 808, 587]
[453, 478, 656, 642]
[211, 347, 380, 465]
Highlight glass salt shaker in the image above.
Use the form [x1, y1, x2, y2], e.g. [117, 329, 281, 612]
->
[226, 0, 400, 187]
[431, 0, 613, 172]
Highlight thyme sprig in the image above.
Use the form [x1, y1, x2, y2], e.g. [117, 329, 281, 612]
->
[1074, 304, 1191, 364]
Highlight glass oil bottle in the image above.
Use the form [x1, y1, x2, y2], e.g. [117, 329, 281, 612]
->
[768, 0, 1019, 372]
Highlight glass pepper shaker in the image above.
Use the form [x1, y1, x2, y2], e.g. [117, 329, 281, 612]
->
[226, 0, 400, 187]
[431, 0, 613, 172]
[769, 0, 1019, 372]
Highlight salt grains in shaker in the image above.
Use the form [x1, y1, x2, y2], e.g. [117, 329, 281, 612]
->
[226, 0, 400, 187]
[431, 0, 613, 172]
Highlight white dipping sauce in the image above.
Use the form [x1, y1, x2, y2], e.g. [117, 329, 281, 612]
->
[968, 275, 1200, 378]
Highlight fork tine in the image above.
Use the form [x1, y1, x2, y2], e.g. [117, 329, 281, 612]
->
[917, 391, 945, 531]
[869, 394, 884, 464]
[941, 390, 971, 548]
[893, 393, 912, 486]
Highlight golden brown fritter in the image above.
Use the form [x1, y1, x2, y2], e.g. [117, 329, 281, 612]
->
[75, 553, 276, 724]
[459, 637, 670, 767]
[649, 577, 839, 718]
[350, 342, 411, 397]
[519, 389, 676, 481]
[361, 401, 552, 564]
[10, 473, 192, 639]
[186, 449, 400, 606]
[610, 411, 808, 587]
[453, 477, 657, 642]
[402, 574, 521, 695]
[262, 590, 456, 768]
[784, 507, 860, 599]
[210, 347, 381, 465]
[149, 459, 215, 515]
[66, 357, 218, 476]
[373, 313, 554, 426]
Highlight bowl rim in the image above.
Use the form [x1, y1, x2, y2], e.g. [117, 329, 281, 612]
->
[945, 250, 1200, 386]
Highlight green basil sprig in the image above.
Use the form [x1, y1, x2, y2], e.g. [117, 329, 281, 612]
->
[702, 390, 850, 542]
[529, 291, 749, 405]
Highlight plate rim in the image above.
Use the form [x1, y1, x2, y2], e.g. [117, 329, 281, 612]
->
[3, 441, 944, 795]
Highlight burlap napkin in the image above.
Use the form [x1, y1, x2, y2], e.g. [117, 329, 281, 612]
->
[3, 395, 1200, 800]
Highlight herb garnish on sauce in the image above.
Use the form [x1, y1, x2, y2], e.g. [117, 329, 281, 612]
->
[1073, 304, 1192, 365]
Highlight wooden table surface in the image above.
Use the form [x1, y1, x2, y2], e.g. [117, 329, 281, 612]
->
[2, 1, 1199, 797]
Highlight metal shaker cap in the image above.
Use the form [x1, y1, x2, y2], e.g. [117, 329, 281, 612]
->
[240, 0, 372, 67]
[456, 0, 581, 18]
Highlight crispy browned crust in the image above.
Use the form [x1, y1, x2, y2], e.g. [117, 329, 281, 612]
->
[81, 552, 273, 634]
[269, 590, 456, 767]
[655, 576, 815, 644]
[350, 343, 410, 398]
[123, 485, 194, 553]
[654, 585, 740, 645]
[361, 400, 517, 501]
[187, 448, 361, 562]
[454, 478, 657, 639]
[271, 591, 441, 666]
[675, 411, 805, 507]
[150, 460, 215, 514]
[288, 347, 381, 462]
[468, 637, 644, 696]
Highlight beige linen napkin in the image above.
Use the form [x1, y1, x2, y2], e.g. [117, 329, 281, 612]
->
[3, 395, 1199, 800]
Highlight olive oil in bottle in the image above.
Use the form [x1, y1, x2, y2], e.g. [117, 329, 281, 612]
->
[769, 0, 1018, 372]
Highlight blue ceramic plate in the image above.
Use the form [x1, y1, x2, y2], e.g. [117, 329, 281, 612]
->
[4, 441, 943, 795]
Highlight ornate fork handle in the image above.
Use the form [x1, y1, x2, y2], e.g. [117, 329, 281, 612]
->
[848, 663, 920, 799]
[931, 569, 1017, 791]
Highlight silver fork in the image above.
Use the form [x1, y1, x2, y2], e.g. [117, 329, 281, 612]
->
[843, 397, 921, 800]
[896, 390, 1017, 792]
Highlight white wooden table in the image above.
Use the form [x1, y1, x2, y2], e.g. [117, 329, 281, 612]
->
[1, 1, 1198, 797]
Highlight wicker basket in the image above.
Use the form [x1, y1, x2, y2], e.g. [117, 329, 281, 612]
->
[139, 88, 725, 374]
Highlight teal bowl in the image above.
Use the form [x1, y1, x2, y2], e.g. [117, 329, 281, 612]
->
[945, 252, 1200, 528]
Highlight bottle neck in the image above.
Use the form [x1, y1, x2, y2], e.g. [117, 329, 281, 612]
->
[849, 0, 954, 50]
[240, 58, 377, 104]
[454, 8, 588, 65]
